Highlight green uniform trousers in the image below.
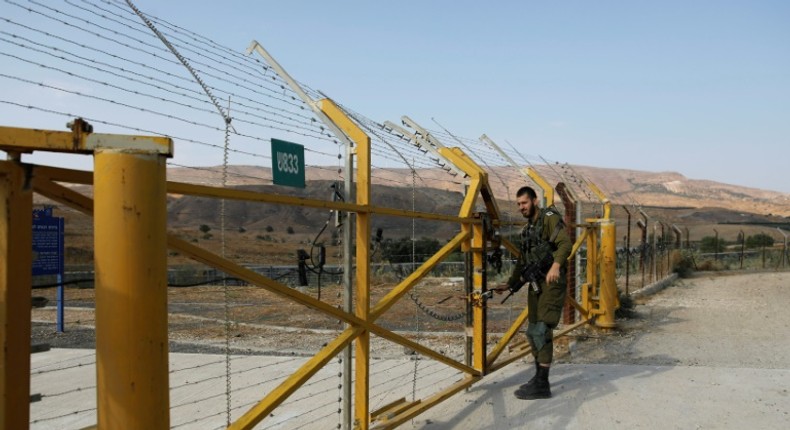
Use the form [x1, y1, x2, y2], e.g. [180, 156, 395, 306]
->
[526, 277, 566, 364]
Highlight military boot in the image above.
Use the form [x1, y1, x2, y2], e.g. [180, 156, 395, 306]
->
[518, 360, 540, 390]
[514, 365, 551, 399]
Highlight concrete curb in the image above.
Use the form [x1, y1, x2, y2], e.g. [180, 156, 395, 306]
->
[629, 273, 678, 299]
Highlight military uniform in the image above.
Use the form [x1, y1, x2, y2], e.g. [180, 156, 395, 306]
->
[506, 206, 571, 364]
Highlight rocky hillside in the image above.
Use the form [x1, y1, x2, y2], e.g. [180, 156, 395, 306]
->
[167, 164, 790, 218]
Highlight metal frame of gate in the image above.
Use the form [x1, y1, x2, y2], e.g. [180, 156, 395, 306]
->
[1, 106, 618, 429]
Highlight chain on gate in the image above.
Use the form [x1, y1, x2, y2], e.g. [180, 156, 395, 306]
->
[408, 292, 466, 322]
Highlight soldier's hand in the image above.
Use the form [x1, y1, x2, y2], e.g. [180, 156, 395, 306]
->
[491, 284, 510, 295]
[546, 262, 561, 284]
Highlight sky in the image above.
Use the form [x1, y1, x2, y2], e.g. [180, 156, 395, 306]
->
[3, 1, 790, 193]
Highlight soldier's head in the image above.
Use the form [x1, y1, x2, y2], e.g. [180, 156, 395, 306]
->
[516, 186, 539, 219]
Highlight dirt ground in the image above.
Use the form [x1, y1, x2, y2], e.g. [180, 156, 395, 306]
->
[32, 270, 790, 367]
[561, 270, 790, 368]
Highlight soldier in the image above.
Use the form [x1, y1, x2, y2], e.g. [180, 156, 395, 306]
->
[494, 186, 571, 399]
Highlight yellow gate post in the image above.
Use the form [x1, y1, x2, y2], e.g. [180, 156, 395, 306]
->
[597, 219, 617, 328]
[94, 150, 169, 429]
[0, 160, 33, 430]
[471, 215, 487, 372]
[319, 99, 372, 430]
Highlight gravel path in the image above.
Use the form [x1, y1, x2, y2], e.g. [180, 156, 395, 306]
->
[564, 270, 790, 368]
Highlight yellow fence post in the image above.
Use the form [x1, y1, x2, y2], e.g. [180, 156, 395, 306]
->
[597, 219, 617, 328]
[94, 150, 169, 429]
[0, 160, 33, 430]
[319, 99, 371, 430]
[471, 215, 487, 373]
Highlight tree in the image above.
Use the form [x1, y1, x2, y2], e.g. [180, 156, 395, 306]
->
[265, 225, 274, 232]
[286, 226, 295, 234]
[699, 235, 726, 253]
[199, 224, 211, 234]
[745, 233, 774, 249]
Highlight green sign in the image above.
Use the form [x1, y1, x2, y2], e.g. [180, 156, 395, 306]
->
[271, 138, 305, 188]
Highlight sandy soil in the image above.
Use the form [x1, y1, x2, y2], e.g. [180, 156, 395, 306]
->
[563, 270, 790, 368]
[32, 271, 790, 366]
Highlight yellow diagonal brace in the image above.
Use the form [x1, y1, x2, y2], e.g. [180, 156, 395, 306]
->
[34, 177, 479, 416]
[438, 146, 488, 218]
[500, 237, 521, 258]
[442, 147, 483, 180]
[478, 182, 501, 219]
[32, 174, 94, 216]
[230, 327, 362, 430]
[373, 328, 478, 376]
[167, 235, 359, 324]
[318, 99, 369, 147]
[33, 166, 484, 427]
[566, 296, 590, 318]
[34, 165, 93, 185]
[486, 304, 530, 366]
[31, 176, 359, 327]
[370, 230, 468, 319]
[585, 179, 611, 219]
[370, 376, 480, 430]
[525, 167, 554, 207]
[459, 177, 482, 217]
[33, 176, 475, 370]
[568, 227, 590, 260]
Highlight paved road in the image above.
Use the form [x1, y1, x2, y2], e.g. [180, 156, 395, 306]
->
[408, 271, 790, 429]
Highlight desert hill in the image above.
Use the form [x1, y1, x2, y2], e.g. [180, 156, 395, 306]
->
[38, 163, 788, 265]
[166, 164, 790, 219]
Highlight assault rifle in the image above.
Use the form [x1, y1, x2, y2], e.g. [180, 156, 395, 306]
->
[500, 240, 556, 304]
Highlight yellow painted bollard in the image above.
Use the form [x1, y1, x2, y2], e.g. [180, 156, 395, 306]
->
[94, 150, 169, 429]
[597, 219, 618, 328]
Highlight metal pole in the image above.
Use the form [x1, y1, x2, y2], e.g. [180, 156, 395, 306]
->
[762, 242, 767, 269]
[658, 222, 666, 278]
[576, 202, 583, 298]
[472, 215, 487, 372]
[713, 229, 719, 263]
[0, 159, 33, 430]
[652, 223, 658, 282]
[639, 209, 649, 287]
[739, 230, 745, 269]
[320, 100, 371, 430]
[557, 183, 577, 323]
[622, 206, 632, 296]
[778, 228, 788, 269]
[57, 274, 64, 333]
[341, 139, 354, 430]
[95, 150, 169, 429]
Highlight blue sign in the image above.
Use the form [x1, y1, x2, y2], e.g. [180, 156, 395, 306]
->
[32, 208, 64, 276]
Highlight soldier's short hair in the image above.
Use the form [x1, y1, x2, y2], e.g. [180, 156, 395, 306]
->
[516, 186, 537, 200]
